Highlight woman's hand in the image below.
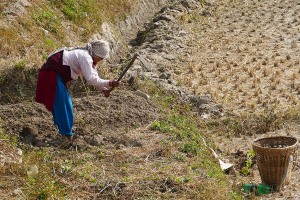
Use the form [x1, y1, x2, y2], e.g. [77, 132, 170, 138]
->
[103, 80, 120, 97]
[103, 89, 111, 97]
[109, 80, 119, 88]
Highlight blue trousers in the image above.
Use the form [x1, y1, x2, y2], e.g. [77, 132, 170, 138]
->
[52, 76, 73, 136]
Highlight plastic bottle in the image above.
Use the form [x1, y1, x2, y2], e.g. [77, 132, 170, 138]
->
[243, 183, 256, 193]
[243, 183, 271, 195]
[257, 184, 271, 195]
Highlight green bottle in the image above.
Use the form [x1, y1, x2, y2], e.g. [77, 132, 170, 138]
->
[243, 184, 271, 195]
[257, 184, 271, 195]
[243, 183, 256, 193]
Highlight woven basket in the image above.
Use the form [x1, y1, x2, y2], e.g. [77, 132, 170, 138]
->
[252, 136, 298, 191]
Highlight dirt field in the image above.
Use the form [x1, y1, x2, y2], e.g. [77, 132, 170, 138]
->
[182, 0, 300, 199]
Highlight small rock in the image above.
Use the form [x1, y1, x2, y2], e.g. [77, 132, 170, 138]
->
[4, 0, 31, 16]
[202, 9, 212, 17]
[27, 165, 38, 177]
[159, 73, 170, 79]
[134, 90, 150, 100]
[181, 0, 199, 9]
[138, 54, 152, 71]
[12, 188, 24, 197]
[90, 135, 104, 146]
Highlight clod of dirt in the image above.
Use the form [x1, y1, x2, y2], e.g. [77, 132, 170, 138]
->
[19, 125, 38, 145]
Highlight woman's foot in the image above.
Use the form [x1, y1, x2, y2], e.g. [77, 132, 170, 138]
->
[60, 134, 77, 149]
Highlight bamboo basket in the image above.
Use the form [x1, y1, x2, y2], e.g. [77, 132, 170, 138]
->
[252, 136, 298, 191]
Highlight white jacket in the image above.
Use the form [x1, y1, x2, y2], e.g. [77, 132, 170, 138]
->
[63, 49, 110, 91]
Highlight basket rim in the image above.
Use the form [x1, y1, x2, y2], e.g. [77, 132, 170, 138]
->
[252, 136, 298, 149]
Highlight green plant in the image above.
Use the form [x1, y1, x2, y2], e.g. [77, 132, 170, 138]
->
[200, 0, 207, 5]
[44, 38, 57, 49]
[173, 153, 185, 161]
[241, 149, 255, 176]
[32, 7, 61, 34]
[37, 192, 47, 200]
[0, 128, 18, 144]
[180, 12, 204, 23]
[60, 0, 92, 23]
[231, 191, 243, 200]
[0, 128, 9, 140]
[150, 120, 171, 133]
[183, 176, 191, 183]
[180, 141, 199, 155]
[21, 149, 67, 199]
[15, 60, 26, 70]
[124, 176, 131, 182]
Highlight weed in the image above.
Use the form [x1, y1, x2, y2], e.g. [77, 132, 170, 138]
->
[180, 141, 199, 155]
[61, 165, 71, 175]
[150, 120, 171, 133]
[173, 153, 185, 161]
[21, 149, 67, 199]
[32, 7, 62, 35]
[124, 176, 131, 182]
[44, 38, 57, 49]
[183, 176, 191, 183]
[0, 128, 18, 144]
[37, 192, 47, 200]
[0, 128, 9, 140]
[180, 12, 204, 23]
[231, 191, 243, 200]
[241, 149, 255, 176]
[15, 60, 26, 70]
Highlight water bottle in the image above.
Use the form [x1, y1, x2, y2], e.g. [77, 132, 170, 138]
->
[257, 184, 271, 195]
[243, 183, 271, 195]
[243, 183, 256, 194]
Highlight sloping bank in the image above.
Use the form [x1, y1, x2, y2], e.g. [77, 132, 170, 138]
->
[1, 0, 222, 118]
[123, 0, 223, 118]
[0, 0, 168, 104]
[98, 0, 223, 118]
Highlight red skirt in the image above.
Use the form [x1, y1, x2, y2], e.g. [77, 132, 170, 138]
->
[35, 70, 57, 112]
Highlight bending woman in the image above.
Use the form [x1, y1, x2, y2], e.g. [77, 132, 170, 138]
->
[35, 40, 119, 141]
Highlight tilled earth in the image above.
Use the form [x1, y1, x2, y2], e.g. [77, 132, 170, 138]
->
[0, 89, 158, 150]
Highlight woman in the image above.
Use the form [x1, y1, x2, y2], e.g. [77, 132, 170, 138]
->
[35, 40, 119, 143]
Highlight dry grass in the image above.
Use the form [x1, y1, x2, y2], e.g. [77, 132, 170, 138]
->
[0, 0, 137, 70]
[169, 2, 300, 153]
[0, 0, 138, 103]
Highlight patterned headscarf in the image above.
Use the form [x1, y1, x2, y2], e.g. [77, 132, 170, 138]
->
[48, 39, 110, 59]
[86, 40, 110, 59]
